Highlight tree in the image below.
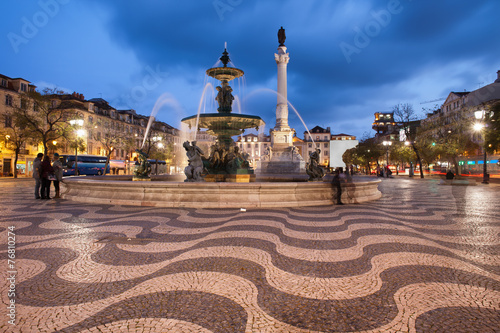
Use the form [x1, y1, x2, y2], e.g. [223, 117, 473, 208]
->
[393, 103, 425, 178]
[342, 135, 383, 174]
[389, 141, 416, 174]
[417, 109, 478, 175]
[0, 112, 35, 178]
[16, 88, 75, 156]
[484, 101, 500, 154]
[90, 119, 133, 174]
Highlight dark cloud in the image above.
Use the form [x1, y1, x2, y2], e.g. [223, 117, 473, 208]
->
[2, 0, 500, 138]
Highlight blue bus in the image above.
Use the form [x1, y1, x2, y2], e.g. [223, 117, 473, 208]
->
[60, 155, 110, 176]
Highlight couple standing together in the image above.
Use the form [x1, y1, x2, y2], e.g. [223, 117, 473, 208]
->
[33, 152, 63, 199]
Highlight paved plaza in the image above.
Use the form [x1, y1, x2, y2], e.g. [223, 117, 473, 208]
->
[0, 178, 499, 332]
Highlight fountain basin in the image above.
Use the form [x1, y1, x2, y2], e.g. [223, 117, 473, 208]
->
[181, 113, 265, 136]
[61, 177, 381, 208]
[206, 67, 244, 82]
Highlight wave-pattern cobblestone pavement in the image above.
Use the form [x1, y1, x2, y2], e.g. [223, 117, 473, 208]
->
[0, 178, 499, 332]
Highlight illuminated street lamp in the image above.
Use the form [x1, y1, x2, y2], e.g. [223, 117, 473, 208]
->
[382, 140, 392, 167]
[69, 119, 84, 127]
[69, 118, 85, 176]
[474, 110, 488, 184]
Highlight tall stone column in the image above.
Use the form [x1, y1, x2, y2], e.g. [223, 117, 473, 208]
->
[257, 27, 305, 175]
[275, 46, 290, 130]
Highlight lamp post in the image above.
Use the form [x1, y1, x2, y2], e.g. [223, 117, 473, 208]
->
[69, 119, 85, 176]
[474, 110, 488, 184]
[382, 140, 392, 167]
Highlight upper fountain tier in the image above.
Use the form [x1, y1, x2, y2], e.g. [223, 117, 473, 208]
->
[206, 48, 244, 82]
[181, 47, 264, 144]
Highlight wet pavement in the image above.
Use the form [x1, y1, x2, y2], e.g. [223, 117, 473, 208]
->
[0, 178, 499, 332]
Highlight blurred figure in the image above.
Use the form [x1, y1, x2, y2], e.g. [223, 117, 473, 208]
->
[331, 168, 345, 205]
[32, 153, 43, 199]
[40, 155, 54, 199]
[52, 153, 63, 198]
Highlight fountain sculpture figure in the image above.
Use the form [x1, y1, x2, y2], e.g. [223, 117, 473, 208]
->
[306, 148, 324, 181]
[183, 141, 205, 182]
[181, 48, 265, 182]
[133, 149, 152, 181]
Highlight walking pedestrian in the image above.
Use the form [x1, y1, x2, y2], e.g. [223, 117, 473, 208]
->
[331, 168, 344, 205]
[40, 155, 54, 199]
[32, 153, 43, 199]
[52, 153, 63, 198]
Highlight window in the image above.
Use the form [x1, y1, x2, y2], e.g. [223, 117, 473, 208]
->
[20, 99, 28, 109]
[1, 79, 7, 87]
[324, 143, 328, 148]
[5, 95, 13, 106]
[324, 136, 328, 140]
[5, 115, 12, 127]
[324, 151, 328, 156]
[254, 137, 257, 142]
[247, 144, 251, 148]
[316, 136, 319, 141]
[88, 116, 93, 124]
[20, 83, 27, 92]
[308, 143, 312, 148]
[316, 143, 320, 147]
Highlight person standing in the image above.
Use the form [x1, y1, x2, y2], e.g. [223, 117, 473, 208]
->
[331, 168, 344, 205]
[52, 153, 63, 198]
[32, 153, 43, 199]
[40, 155, 54, 199]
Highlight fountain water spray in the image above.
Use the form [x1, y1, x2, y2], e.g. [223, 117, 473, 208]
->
[233, 95, 242, 114]
[193, 82, 215, 141]
[141, 93, 183, 149]
[244, 88, 316, 145]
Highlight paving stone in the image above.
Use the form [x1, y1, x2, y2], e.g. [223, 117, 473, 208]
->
[0, 178, 498, 332]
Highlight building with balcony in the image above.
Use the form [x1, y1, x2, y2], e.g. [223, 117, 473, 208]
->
[0, 73, 182, 176]
[0, 74, 37, 176]
[302, 126, 331, 167]
[372, 112, 398, 141]
[421, 70, 500, 176]
[236, 133, 271, 168]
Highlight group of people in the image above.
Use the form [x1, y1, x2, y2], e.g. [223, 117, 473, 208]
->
[376, 165, 393, 178]
[32, 152, 63, 199]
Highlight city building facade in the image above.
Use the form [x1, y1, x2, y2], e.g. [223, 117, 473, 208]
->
[0, 73, 182, 177]
[0, 74, 38, 176]
[421, 70, 500, 176]
[372, 112, 398, 141]
[303, 126, 331, 167]
[236, 133, 271, 168]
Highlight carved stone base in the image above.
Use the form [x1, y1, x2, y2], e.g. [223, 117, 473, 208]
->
[132, 177, 151, 181]
[204, 174, 256, 183]
[257, 160, 306, 174]
[205, 174, 226, 182]
[225, 174, 256, 183]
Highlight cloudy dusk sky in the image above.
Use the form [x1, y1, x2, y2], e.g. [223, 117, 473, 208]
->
[2, 0, 499, 139]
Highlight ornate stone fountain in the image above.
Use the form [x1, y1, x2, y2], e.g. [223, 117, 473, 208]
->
[181, 48, 265, 182]
[61, 29, 382, 207]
